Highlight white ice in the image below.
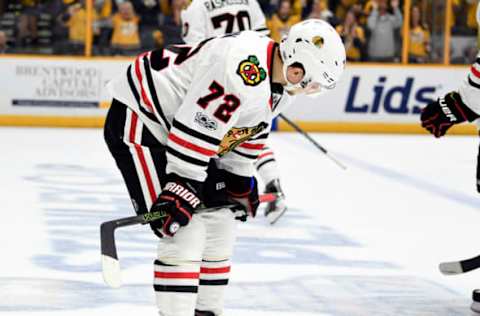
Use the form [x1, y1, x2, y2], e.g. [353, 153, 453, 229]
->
[1, 127, 479, 316]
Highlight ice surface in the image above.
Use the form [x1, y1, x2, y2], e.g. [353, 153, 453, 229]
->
[1, 127, 479, 315]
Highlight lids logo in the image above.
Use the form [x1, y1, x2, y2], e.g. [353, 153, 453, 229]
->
[345, 76, 437, 114]
[236, 55, 267, 86]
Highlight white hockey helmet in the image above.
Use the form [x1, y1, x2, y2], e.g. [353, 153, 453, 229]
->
[279, 19, 346, 96]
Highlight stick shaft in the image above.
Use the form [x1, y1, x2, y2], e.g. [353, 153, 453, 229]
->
[278, 114, 346, 170]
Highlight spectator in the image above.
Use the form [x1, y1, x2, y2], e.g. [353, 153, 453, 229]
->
[158, 0, 186, 46]
[367, 0, 402, 62]
[336, 9, 365, 61]
[0, 30, 8, 53]
[466, 0, 478, 31]
[110, 1, 141, 54]
[267, 0, 301, 43]
[93, 0, 113, 53]
[408, 5, 430, 63]
[308, 0, 334, 23]
[334, 0, 356, 23]
[60, 1, 99, 54]
[152, 29, 164, 49]
[17, 0, 39, 46]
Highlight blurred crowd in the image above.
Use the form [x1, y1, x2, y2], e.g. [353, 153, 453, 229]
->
[0, 0, 478, 63]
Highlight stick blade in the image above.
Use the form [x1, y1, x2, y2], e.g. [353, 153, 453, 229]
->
[439, 261, 463, 275]
[102, 254, 122, 288]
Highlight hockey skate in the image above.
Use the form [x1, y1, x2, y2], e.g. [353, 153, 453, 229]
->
[472, 289, 480, 314]
[263, 179, 287, 225]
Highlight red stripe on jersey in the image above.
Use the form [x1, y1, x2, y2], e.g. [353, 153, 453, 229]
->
[168, 133, 216, 157]
[257, 151, 274, 159]
[471, 65, 480, 79]
[135, 53, 154, 112]
[154, 271, 200, 279]
[266, 41, 275, 110]
[200, 266, 231, 274]
[130, 113, 157, 203]
[239, 142, 265, 150]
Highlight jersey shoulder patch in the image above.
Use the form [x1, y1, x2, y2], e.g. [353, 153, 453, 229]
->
[236, 55, 267, 86]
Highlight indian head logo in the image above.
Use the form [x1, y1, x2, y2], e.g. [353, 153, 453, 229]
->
[236, 55, 267, 86]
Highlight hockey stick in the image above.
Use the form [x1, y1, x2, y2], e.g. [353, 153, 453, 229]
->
[439, 254, 480, 275]
[278, 114, 347, 170]
[101, 193, 278, 288]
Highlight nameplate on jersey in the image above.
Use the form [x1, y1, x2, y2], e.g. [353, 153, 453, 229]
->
[236, 55, 267, 86]
[218, 122, 268, 156]
[204, 0, 250, 11]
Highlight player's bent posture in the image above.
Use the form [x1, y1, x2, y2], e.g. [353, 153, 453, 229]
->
[104, 20, 345, 316]
[181, 0, 288, 224]
[420, 53, 480, 313]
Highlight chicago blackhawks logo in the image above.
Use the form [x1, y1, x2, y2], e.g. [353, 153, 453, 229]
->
[236, 55, 267, 86]
[218, 122, 268, 156]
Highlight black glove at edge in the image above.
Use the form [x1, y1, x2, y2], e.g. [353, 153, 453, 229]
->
[149, 173, 202, 238]
[223, 171, 259, 221]
[420, 92, 479, 138]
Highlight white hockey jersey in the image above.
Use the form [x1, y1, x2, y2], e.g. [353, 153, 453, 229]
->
[180, 0, 268, 44]
[459, 53, 480, 118]
[107, 31, 293, 182]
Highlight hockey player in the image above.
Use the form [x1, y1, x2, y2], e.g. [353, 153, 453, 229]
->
[181, 0, 289, 224]
[180, 0, 269, 43]
[104, 19, 346, 316]
[419, 5, 480, 312]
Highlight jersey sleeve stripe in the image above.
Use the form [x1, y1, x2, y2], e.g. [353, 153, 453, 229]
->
[167, 147, 209, 167]
[143, 54, 171, 130]
[134, 53, 155, 113]
[250, 133, 269, 140]
[239, 142, 265, 150]
[257, 151, 274, 159]
[127, 65, 163, 124]
[232, 149, 258, 160]
[468, 76, 480, 89]
[172, 119, 221, 146]
[168, 133, 217, 157]
[255, 158, 275, 170]
[266, 41, 276, 110]
[471, 65, 480, 80]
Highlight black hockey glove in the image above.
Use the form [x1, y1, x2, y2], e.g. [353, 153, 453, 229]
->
[149, 174, 202, 238]
[224, 171, 259, 221]
[420, 92, 479, 138]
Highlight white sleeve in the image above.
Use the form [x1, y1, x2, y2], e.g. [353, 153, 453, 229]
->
[250, 0, 269, 35]
[216, 125, 270, 177]
[459, 53, 480, 116]
[181, 2, 208, 44]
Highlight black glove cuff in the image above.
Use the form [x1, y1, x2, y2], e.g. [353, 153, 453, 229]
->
[161, 173, 203, 208]
[222, 170, 254, 196]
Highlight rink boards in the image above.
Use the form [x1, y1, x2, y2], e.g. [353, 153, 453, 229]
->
[0, 56, 477, 134]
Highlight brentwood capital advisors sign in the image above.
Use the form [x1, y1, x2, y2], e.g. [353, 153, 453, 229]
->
[0, 58, 129, 115]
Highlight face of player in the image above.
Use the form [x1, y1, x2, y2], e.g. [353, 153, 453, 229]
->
[285, 65, 324, 96]
[286, 65, 304, 86]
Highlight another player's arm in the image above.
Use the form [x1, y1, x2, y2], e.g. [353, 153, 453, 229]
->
[420, 54, 480, 137]
[181, 2, 208, 44]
